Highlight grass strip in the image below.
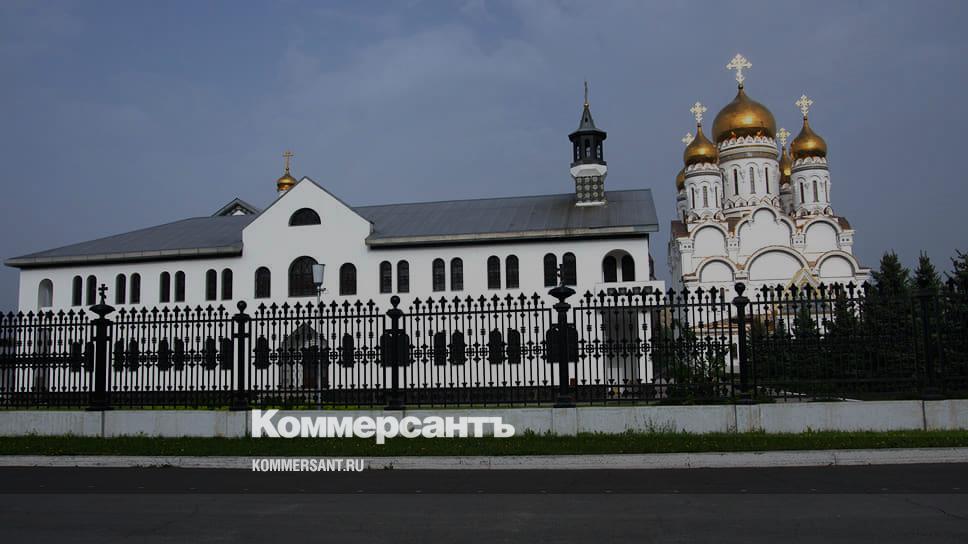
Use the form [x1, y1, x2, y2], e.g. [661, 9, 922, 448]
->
[2, 430, 967, 457]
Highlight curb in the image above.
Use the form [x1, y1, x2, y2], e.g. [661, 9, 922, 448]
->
[1, 448, 967, 470]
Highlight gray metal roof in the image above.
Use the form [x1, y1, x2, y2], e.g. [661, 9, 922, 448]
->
[6, 189, 658, 268]
[6, 215, 256, 267]
[356, 189, 657, 246]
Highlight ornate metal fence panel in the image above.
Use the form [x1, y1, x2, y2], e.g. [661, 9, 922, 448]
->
[109, 305, 235, 408]
[400, 294, 553, 407]
[0, 310, 92, 408]
[247, 300, 386, 408]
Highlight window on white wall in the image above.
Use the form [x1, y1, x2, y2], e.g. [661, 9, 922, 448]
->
[72, 276, 83, 306]
[749, 166, 756, 193]
[379, 261, 392, 294]
[397, 261, 409, 294]
[255, 267, 271, 299]
[221, 269, 232, 300]
[562, 253, 577, 286]
[505, 256, 519, 289]
[115, 274, 127, 305]
[130, 273, 141, 304]
[813, 180, 819, 202]
[432, 259, 445, 292]
[702, 186, 709, 207]
[38, 279, 53, 309]
[160, 272, 171, 303]
[174, 271, 186, 302]
[450, 258, 464, 291]
[205, 269, 217, 301]
[86, 275, 97, 306]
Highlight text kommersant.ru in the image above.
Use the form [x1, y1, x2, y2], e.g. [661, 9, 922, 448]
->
[251, 409, 517, 444]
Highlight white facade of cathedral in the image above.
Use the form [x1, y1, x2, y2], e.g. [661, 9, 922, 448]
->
[668, 55, 869, 295]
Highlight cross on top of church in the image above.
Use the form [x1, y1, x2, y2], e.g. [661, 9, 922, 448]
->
[795, 95, 813, 118]
[777, 127, 790, 147]
[690, 102, 707, 125]
[682, 132, 694, 146]
[583, 80, 589, 107]
[283, 150, 294, 173]
[726, 54, 752, 85]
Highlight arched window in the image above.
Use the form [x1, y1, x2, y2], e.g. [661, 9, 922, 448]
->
[702, 186, 709, 208]
[813, 180, 819, 202]
[86, 275, 97, 305]
[288, 257, 317, 297]
[543, 253, 558, 287]
[749, 166, 756, 193]
[621, 255, 636, 282]
[800, 183, 805, 203]
[174, 271, 186, 302]
[130, 273, 141, 304]
[733, 169, 739, 195]
[72, 276, 82, 306]
[339, 263, 357, 296]
[450, 258, 463, 291]
[379, 261, 392, 294]
[115, 274, 127, 304]
[397, 261, 409, 293]
[603, 256, 618, 283]
[159, 272, 171, 303]
[255, 267, 271, 298]
[505, 255, 520, 289]
[487, 256, 501, 289]
[824, 181, 829, 202]
[289, 208, 321, 226]
[205, 269, 217, 301]
[563, 253, 577, 286]
[716, 186, 721, 207]
[690, 187, 696, 208]
[38, 279, 53, 308]
[432, 259, 445, 292]
[764, 167, 770, 193]
[221, 269, 232, 300]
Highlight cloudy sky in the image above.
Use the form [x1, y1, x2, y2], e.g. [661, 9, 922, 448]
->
[1, 0, 966, 308]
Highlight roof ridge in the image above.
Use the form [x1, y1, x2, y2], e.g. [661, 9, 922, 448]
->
[354, 188, 649, 209]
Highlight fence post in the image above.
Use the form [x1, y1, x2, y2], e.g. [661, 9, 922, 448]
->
[550, 282, 576, 408]
[87, 284, 114, 411]
[231, 301, 251, 411]
[916, 288, 942, 400]
[385, 296, 405, 410]
[732, 282, 753, 403]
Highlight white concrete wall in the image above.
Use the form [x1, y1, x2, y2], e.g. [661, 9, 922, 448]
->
[2, 400, 966, 437]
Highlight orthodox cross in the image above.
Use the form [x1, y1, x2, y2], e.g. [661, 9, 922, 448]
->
[776, 127, 790, 147]
[726, 54, 752, 85]
[795, 95, 813, 118]
[681, 132, 694, 146]
[583, 80, 589, 107]
[283, 150, 294, 173]
[97, 284, 108, 305]
[690, 101, 707, 125]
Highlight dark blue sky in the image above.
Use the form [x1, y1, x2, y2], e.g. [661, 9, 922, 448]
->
[2, 0, 966, 308]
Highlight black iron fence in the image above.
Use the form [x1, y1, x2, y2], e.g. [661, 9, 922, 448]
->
[1, 281, 966, 410]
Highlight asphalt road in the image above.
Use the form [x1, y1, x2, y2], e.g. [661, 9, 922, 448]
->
[1, 464, 966, 543]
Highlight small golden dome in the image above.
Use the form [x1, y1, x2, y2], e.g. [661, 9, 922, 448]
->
[683, 124, 719, 166]
[676, 167, 686, 191]
[790, 116, 827, 160]
[276, 171, 297, 192]
[779, 145, 792, 183]
[711, 86, 777, 143]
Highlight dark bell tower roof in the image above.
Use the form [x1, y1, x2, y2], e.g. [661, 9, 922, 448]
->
[568, 82, 607, 168]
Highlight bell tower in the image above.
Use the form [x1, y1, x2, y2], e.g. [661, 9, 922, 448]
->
[569, 82, 608, 206]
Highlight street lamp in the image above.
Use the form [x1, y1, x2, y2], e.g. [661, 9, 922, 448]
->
[311, 263, 326, 408]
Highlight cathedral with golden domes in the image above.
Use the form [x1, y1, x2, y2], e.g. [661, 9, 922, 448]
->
[668, 55, 870, 293]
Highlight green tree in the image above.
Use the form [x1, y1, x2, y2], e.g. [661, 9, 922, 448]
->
[914, 252, 942, 292]
[871, 251, 910, 296]
[947, 250, 968, 291]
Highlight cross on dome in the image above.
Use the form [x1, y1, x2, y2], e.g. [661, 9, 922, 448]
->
[690, 102, 707, 125]
[681, 132, 694, 145]
[726, 54, 752, 85]
[282, 150, 294, 173]
[777, 127, 790, 147]
[796, 95, 813, 118]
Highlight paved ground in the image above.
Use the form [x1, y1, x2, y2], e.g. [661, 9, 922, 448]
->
[1, 464, 966, 543]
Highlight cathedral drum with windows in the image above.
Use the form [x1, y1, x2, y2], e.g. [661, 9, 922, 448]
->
[668, 55, 870, 295]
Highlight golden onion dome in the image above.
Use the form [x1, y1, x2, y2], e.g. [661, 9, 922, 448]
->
[779, 145, 793, 183]
[276, 171, 297, 192]
[675, 167, 686, 191]
[790, 116, 827, 160]
[711, 85, 777, 143]
[683, 124, 718, 166]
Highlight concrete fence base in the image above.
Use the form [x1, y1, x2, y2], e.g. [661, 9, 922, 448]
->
[1, 400, 966, 438]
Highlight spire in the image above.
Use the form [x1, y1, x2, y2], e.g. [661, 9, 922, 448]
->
[569, 81, 608, 206]
[576, 81, 601, 132]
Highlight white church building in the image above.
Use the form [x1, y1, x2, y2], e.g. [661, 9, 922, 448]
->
[7, 93, 664, 313]
[668, 55, 869, 295]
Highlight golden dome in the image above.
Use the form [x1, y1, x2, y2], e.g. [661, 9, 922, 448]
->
[675, 167, 685, 191]
[711, 86, 777, 143]
[683, 124, 719, 166]
[779, 145, 792, 184]
[276, 150, 297, 193]
[790, 117, 827, 160]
